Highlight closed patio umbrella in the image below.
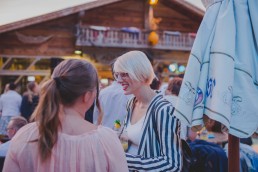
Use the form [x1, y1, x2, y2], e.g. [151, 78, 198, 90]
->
[174, 0, 258, 171]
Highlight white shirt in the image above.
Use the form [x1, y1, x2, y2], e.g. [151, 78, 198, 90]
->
[0, 90, 22, 117]
[127, 116, 145, 155]
[93, 81, 132, 128]
[0, 141, 10, 156]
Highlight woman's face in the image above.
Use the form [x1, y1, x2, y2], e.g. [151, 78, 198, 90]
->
[115, 72, 141, 95]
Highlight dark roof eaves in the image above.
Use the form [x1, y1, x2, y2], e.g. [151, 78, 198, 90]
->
[0, 0, 121, 34]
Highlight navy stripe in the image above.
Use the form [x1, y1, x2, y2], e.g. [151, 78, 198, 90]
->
[126, 96, 182, 171]
[175, 117, 181, 169]
[138, 96, 165, 153]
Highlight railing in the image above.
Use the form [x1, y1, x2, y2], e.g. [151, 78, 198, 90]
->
[76, 25, 196, 51]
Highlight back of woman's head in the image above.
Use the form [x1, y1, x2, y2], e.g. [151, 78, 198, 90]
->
[114, 51, 155, 84]
[27, 81, 36, 92]
[167, 77, 183, 96]
[50, 59, 98, 105]
[32, 59, 98, 161]
[26, 81, 38, 102]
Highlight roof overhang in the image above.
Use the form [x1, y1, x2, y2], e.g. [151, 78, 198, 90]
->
[160, 0, 204, 23]
[0, 0, 204, 34]
[0, 0, 121, 34]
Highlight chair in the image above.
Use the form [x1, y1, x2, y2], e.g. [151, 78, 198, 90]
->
[189, 140, 228, 172]
[0, 156, 5, 172]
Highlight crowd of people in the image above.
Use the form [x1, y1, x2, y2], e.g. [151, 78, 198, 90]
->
[0, 50, 257, 172]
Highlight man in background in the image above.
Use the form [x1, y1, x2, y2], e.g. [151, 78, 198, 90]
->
[0, 83, 22, 135]
[0, 116, 28, 156]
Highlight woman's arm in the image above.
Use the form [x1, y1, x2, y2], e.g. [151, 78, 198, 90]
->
[126, 105, 182, 172]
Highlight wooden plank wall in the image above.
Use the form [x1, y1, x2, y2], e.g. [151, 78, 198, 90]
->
[80, 0, 145, 28]
[155, 3, 200, 32]
[0, 14, 78, 56]
[0, 0, 201, 56]
[80, 0, 200, 32]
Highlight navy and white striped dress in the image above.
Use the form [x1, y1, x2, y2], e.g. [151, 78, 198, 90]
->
[124, 93, 182, 172]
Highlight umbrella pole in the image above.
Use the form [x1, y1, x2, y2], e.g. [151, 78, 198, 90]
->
[228, 134, 240, 172]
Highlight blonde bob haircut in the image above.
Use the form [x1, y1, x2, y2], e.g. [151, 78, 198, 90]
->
[114, 51, 155, 85]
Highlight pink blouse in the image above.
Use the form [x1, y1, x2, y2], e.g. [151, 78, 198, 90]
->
[3, 122, 128, 172]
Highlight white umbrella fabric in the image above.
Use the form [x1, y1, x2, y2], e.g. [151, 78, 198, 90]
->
[175, 0, 258, 138]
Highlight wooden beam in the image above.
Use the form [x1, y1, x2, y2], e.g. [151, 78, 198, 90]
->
[1, 57, 12, 70]
[15, 58, 40, 84]
[0, 70, 50, 76]
[0, 55, 53, 59]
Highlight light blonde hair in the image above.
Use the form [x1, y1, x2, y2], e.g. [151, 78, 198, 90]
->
[114, 51, 155, 84]
[31, 59, 99, 162]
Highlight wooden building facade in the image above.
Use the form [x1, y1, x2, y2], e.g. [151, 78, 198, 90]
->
[0, 0, 204, 92]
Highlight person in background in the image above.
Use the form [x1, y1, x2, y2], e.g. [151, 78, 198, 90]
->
[0, 116, 27, 156]
[202, 115, 258, 171]
[114, 51, 182, 171]
[203, 115, 254, 147]
[20, 81, 40, 121]
[149, 77, 161, 91]
[164, 77, 182, 100]
[84, 103, 95, 123]
[93, 62, 132, 128]
[3, 59, 128, 172]
[202, 114, 228, 146]
[0, 83, 22, 135]
[3, 84, 9, 94]
[0, 84, 9, 117]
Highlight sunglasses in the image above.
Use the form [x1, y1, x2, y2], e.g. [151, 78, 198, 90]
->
[114, 72, 129, 80]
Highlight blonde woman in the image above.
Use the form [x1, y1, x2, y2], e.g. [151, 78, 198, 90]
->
[114, 51, 182, 171]
[3, 59, 128, 172]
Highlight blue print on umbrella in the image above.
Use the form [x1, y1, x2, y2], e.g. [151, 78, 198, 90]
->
[223, 86, 233, 106]
[206, 77, 216, 99]
[194, 87, 203, 106]
[231, 96, 242, 116]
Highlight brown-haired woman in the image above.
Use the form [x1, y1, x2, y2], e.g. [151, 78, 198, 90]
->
[3, 59, 128, 172]
[20, 81, 40, 121]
